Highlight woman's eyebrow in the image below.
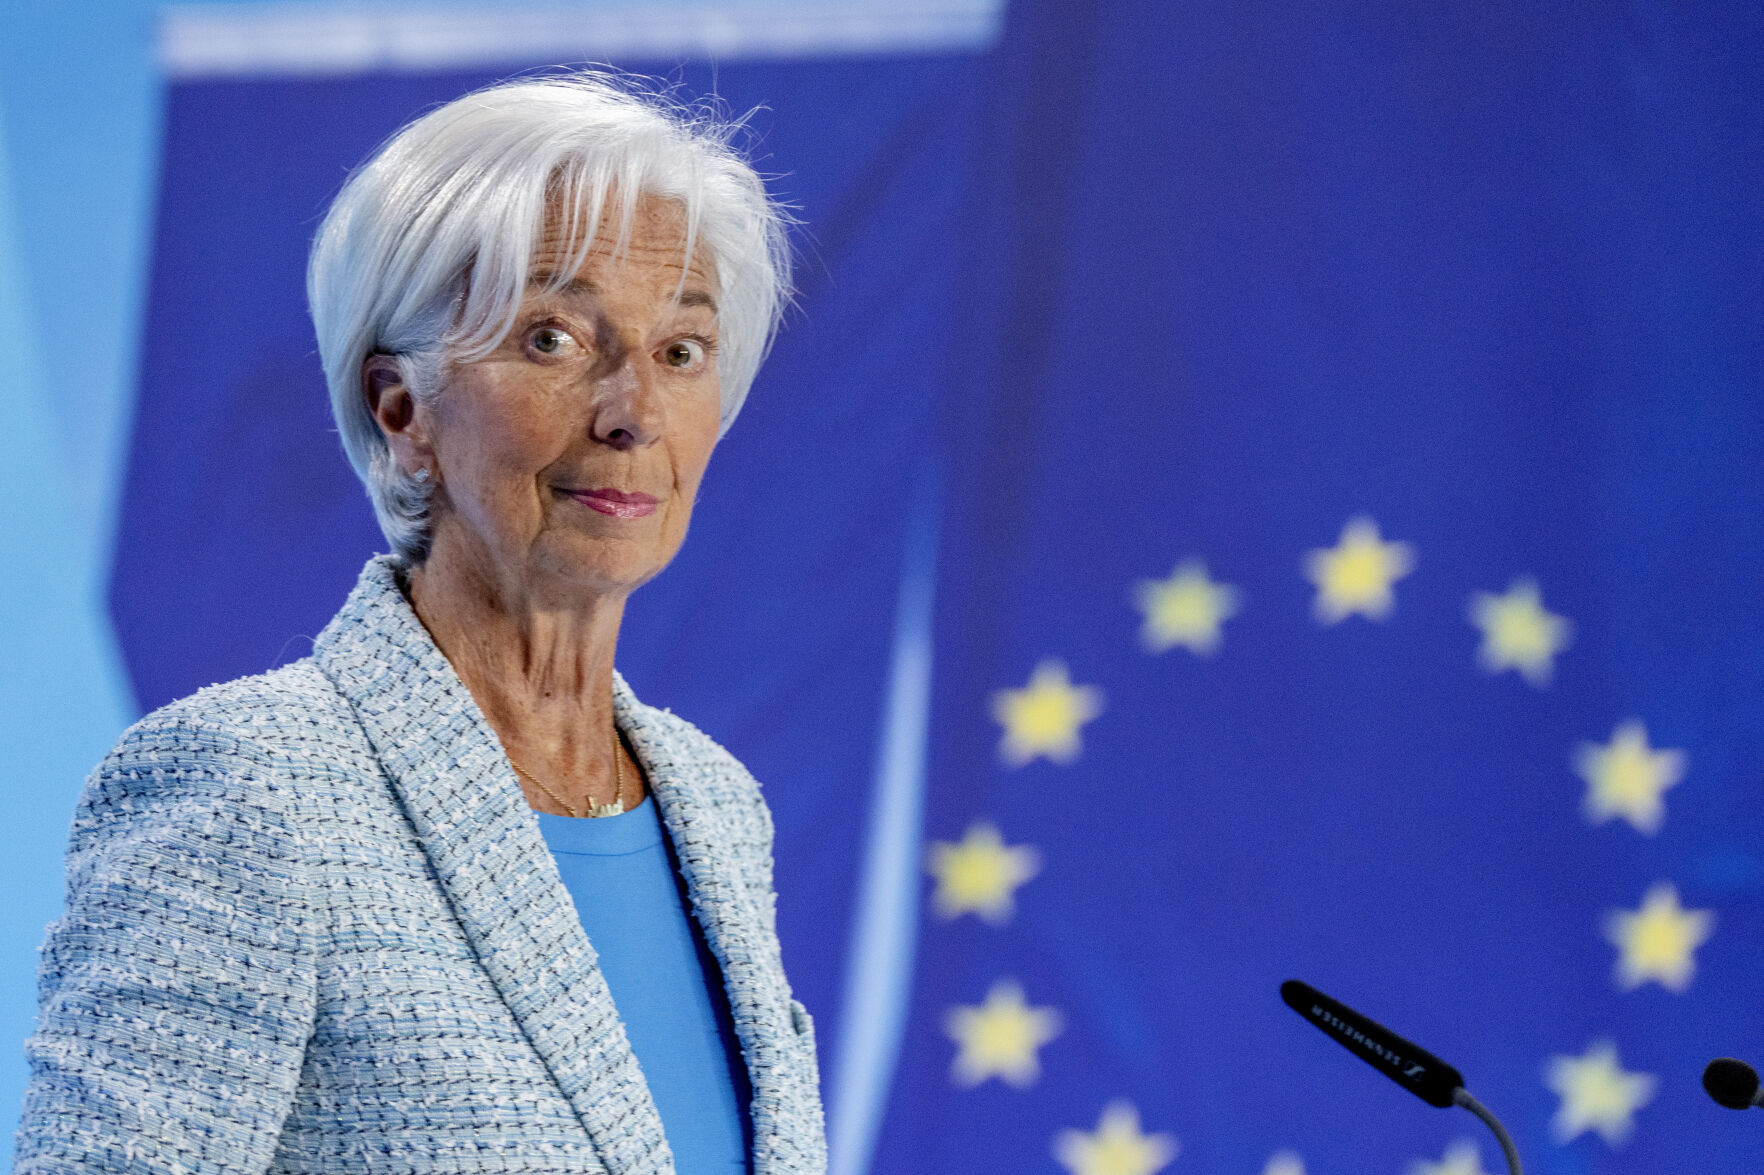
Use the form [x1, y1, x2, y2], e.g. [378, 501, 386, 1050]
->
[676, 289, 718, 315]
[527, 275, 599, 300]
[523, 276, 717, 316]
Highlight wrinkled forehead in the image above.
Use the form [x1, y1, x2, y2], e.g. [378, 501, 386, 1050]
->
[528, 189, 718, 296]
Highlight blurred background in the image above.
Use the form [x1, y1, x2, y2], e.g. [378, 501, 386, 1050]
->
[2, 2, 1761, 1172]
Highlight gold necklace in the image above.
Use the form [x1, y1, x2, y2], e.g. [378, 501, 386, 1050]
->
[507, 729, 625, 818]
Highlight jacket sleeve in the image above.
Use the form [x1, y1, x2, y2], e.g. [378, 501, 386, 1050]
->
[14, 714, 319, 1174]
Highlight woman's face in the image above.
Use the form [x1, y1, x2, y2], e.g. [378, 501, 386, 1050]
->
[389, 195, 723, 602]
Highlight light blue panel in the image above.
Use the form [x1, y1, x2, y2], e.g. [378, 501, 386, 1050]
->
[828, 473, 937, 1175]
[0, 94, 137, 1167]
[0, 4, 165, 1160]
[0, 0, 167, 572]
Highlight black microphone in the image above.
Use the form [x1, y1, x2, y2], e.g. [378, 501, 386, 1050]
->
[1280, 979, 1463, 1107]
[1280, 980, 1524, 1174]
[1704, 1058, 1764, 1110]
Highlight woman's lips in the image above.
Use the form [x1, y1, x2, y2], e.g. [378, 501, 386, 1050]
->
[565, 488, 659, 519]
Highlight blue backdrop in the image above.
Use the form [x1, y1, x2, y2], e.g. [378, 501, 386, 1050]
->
[100, 3, 1764, 1173]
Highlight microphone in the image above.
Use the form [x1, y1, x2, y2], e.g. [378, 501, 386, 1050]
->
[1703, 1058, 1764, 1109]
[1280, 979, 1462, 1107]
[1281, 979, 1523, 1175]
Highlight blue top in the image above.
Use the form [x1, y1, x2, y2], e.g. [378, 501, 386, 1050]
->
[536, 797, 754, 1174]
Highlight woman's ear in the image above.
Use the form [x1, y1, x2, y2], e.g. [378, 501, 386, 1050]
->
[363, 353, 435, 475]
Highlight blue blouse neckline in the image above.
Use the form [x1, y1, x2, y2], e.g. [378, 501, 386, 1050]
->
[534, 796, 661, 857]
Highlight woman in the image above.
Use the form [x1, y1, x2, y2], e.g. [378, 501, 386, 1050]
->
[17, 74, 823, 1174]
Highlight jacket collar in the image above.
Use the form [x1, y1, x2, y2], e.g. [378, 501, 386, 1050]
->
[310, 556, 786, 1174]
[612, 676, 804, 1172]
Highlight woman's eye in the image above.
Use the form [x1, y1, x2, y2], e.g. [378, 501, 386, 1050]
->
[664, 339, 707, 369]
[531, 326, 576, 355]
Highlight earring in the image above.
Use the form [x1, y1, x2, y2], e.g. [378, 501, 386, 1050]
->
[412, 467, 432, 483]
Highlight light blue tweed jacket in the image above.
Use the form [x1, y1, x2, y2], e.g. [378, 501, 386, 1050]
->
[16, 556, 827, 1174]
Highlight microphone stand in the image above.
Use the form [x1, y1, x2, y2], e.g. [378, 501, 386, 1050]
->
[1452, 1088, 1522, 1175]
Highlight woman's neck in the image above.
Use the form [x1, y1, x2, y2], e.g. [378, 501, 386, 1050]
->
[405, 533, 644, 814]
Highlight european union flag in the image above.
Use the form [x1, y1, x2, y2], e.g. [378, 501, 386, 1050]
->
[872, 2, 1764, 1173]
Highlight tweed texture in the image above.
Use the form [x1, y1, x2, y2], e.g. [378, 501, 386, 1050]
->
[16, 556, 827, 1175]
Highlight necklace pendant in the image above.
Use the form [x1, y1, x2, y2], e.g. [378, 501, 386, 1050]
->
[588, 799, 625, 818]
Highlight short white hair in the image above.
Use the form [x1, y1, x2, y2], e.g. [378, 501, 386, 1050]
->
[308, 71, 792, 561]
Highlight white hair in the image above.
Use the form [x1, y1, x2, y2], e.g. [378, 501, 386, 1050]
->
[308, 71, 793, 562]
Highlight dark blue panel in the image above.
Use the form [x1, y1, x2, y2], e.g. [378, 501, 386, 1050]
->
[880, 2, 1764, 1173]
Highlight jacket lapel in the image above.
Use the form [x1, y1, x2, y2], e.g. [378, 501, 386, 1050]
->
[312, 557, 672, 1175]
[615, 678, 803, 1175]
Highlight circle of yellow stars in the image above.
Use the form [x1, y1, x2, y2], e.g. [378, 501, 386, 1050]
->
[943, 513, 1709, 1166]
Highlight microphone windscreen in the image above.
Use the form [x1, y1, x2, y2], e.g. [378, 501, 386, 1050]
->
[1703, 1058, 1761, 1109]
[1281, 979, 1464, 1109]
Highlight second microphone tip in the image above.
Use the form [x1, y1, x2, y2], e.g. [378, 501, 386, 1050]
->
[1702, 1058, 1761, 1110]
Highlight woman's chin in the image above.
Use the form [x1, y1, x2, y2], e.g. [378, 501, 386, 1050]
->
[531, 533, 677, 597]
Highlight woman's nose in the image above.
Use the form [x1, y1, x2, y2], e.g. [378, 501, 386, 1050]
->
[589, 355, 664, 449]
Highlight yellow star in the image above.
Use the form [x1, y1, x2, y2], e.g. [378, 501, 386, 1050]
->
[1408, 1140, 1493, 1175]
[1605, 882, 1714, 993]
[944, 979, 1062, 1088]
[927, 822, 1041, 924]
[1467, 578, 1572, 686]
[1544, 1040, 1656, 1146]
[1054, 1102, 1178, 1175]
[1263, 1151, 1305, 1175]
[1574, 720, 1686, 835]
[1304, 516, 1415, 624]
[991, 659, 1105, 767]
[1133, 560, 1240, 655]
